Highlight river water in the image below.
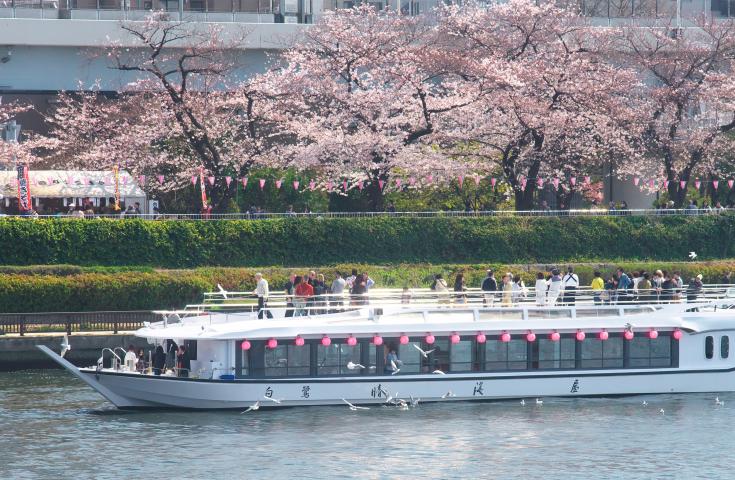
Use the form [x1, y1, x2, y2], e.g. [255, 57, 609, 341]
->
[1, 370, 733, 480]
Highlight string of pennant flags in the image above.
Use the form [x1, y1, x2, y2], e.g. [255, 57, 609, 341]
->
[12, 173, 735, 193]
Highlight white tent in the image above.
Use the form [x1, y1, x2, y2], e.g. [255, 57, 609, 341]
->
[0, 169, 147, 213]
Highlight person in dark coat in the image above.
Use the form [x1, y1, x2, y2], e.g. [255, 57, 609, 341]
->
[176, 345, 191, 377]
[152, 345, 166, 375]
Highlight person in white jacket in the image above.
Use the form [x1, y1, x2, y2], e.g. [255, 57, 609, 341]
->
[534, 272, 547, 306]
[547, 269, 563, 306]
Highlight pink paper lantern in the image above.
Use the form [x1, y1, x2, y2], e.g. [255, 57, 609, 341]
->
[275, 179, 283, 189]
[207, 176, 215, 186]
[293, 180, 299, 190]
[378, 179, 385, 191]
[633, 177, 640, 186]
[624, 330, 634, 341]
[713, 180, 719, 190]
[294, 336, 305, 347]
[241, 177, 248, 188]
[549, 331, 561, 342]
[526, 331, 536, 342]
[576, 330, 586, 341]
[491, 177, 497, 188]
[457, 175, 464, 189]
[321, 336, 331, 346]
[372, 335, 383, 346]
[309, 179, 316, 191]
[399, 335, 409, 345]
[425, 334, 435, 345]
[450, 333, 460, 344]
[476, 333, 487, 344]
[570, 177, 577, 186]
[346, 336, 357, 346]
[672, 329, 683, 340]
[191, 176, 197, 185]
[599, 330, 609, 341]
[648, 329, 658, 339]
[729, 179, 734, 189]
[225, 176, 232, 187]
[240, 340, 251, 351]
[500, 332, 511, 343]
[266, 338, 278, 349]
[259, 178, 266, 190]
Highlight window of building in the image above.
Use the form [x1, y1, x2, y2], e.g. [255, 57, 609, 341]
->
[317, 343, 363, 376]
[264, 344, 311, 376]
[535, 338, 575, 369]
[449, 340, 476, 372]
[485, 339, 527, 371]
[721, 336, 729, 359]
[705, 336, 714, 359]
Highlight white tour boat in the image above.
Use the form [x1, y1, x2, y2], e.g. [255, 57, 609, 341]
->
[39, 287, 735, 409]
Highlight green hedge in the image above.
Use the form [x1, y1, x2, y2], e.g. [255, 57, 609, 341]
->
[0, 215, 734, 267]
[3, 261, 734, 313]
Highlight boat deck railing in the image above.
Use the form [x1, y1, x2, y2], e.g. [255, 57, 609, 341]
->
[152, 285, 735, 323]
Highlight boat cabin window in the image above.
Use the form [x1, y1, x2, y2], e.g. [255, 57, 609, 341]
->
[449, 340, 477, 372]
[240, 349, 250, 376]
[318, 343, 366, 375]
[265, 345, 311, 376]
[485, 339, 527, 371]
[705, 336, 714, 360]
[580, 336, 624, 368]
[721, 336, 729, 359]
[534, 337, 575, 369]
[427, 311, 474, 322]
[396, 342, 422, 374]
[478, 310, 523, 321]
[630, 335, 672, 367]
[526, 309, 571, 319]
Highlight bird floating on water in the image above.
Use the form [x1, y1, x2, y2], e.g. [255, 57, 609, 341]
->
[432, 369, 446, 375]
[535, 398, 543, 406]
[441, 391, 456, 399]
[342, 398, 369, 411]
[642, 401, 648, 406]
[241, 401, 260, 413]
[659, 408, 665, 415]
[716, 397, 725, 406]
[520, 399, 526, 406]
[409, 395, 420, 408]
[60, 335, 71, 358]
[413, 344, 436, 358]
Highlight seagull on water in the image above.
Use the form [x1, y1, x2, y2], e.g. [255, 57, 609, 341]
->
[241, 401, 260, 413]
[689, 251, 697, 260]
[441, 390, 456, 399]
[409, 395, 420, 408]
[642, 401, 648, 406]
[520, 399, 526, 406]
[217, 284, 228, 299]
[413, 344, 436, 358]
[262, 396, 283, 404]
[60, 335, 71, 358]
[716, 397, 725, 406]
[432, 369, 446, 375]
[659, 408, 665, 415]
[342, 398, 369, 411]
[346, 361, 365, 370]
[535, 398, 543, 406]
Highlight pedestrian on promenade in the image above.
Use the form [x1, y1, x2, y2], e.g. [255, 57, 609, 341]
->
[254, 272, 273, 319]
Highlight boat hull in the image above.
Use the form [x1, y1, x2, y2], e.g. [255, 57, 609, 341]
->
[76, 367, 735, 409]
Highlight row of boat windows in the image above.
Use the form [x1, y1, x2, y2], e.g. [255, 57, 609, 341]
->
[237, 333, 677, 377]
[705, 336, 729, 360]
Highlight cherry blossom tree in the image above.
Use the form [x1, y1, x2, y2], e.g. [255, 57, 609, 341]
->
[615, 18, 735, 207]
[435, 0, 639, 210]
[0, 98, 51, 166]
[267, 6, 481, 210]
[45, 14, 274, 211]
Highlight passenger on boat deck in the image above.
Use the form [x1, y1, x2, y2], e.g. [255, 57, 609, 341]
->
[284, 274, 296, 318]
[254, 272, 274, 319]
[136, 348, 146, 373]
[294, 276, 314, 316]
[350, 274, 368, 305]
[547, 269, 563, 306]
[591, 271, 605, 305]
[346, 268, 358, 289]
[401, 286, 412, 304]
[152, 345, 166, 375]
[176, 346, 191, 377]
[481, 269, 498, 306]
[512, 275, 527, 305]
[562, 267, 579, 306]
[384, 343, 402, 374]
[501, 274, 513, 306]
[123, 344, 138, 372]
[534, 272, 547, 306]
[454, 273, 467, 304]
[432, 274, 450, 304]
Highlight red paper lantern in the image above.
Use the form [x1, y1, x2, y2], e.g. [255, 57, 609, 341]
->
[598, 330, 609, 341]
[672, 329, 683, 340]
[476, 333, 487, 344]
[648, 329, 658, 339]
[425, 334, 435, 345]
[266, 338, 278, 349]
[346, 335, 357, 346]
[576, 330, 586, 341]
[240, 340, 251, 351]
[549, 331, 561, 342]
[372, 335, 383, 346]
[500, 331, 511, 342]
[624, 330, 634, 341]
[450, 333, 461, 344]
[526, 331, 536, 342]
[294, 336, 305, 347]
[399, 335, 409, 345]
[321, 336, 332, 346]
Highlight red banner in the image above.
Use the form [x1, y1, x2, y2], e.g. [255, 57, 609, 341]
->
[16, 165, 31, 212]
[112, 166, 121, 211]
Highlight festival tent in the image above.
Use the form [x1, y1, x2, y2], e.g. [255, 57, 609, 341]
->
[0, 170, 147, 213]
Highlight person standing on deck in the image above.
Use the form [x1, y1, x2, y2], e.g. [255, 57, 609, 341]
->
[534, 272, 547, 306]
[330, 271, 347, 309]
[590, 271, 605, 305]
[482, 270, 498, 306]
[547, 269, 563, 306]
[254, 273, 273, 319]
[284, 274, 296, 318]
[562, 267, 579, 305]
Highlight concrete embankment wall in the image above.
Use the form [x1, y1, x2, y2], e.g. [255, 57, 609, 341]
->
[0, 332, 150, 371]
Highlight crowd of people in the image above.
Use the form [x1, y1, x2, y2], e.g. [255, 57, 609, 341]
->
[121, 342, 191, 377]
